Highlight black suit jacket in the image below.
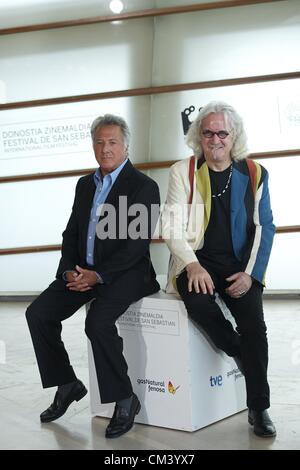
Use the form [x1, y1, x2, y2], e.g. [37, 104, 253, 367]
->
[56, 160, 160, 301]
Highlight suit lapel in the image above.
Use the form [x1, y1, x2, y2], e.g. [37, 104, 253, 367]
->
[195, 159, 211, 232]
[103, 160, 133, 207]
[80, 174, 96, 239]
[230, 162, 249, 231]
[83, 174, 96, 206]
[95, 160, 134, 260]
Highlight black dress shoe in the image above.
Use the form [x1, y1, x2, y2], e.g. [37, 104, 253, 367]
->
[40, 380, 87, 423]
[248, 409, 276, 437]
[105, 393, 141, 439]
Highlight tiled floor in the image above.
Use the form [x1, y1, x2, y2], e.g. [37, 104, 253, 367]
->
[0, 299, 299, 450]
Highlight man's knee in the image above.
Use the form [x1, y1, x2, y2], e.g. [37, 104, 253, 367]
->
[238, 318, 267, 337]
[25, 302, 36, 323]
[25, 301, 40, 326]
[184, 292, 214, 312]
[25, 297, 52, 326]
[85, 315, 94, 340]
[85, 314, 116, 341]
[183, 293, 216, 324]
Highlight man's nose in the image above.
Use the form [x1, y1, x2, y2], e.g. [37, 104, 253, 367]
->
[212, 133, 221, 142]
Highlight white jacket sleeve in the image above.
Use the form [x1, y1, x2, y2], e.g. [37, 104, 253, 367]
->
[161, 163, 198, 268]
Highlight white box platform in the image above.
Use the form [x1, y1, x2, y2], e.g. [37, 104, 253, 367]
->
[87, 291, 246, 432]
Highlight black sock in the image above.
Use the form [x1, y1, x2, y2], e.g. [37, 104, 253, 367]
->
[57, 380, 78, 397]
[117, 395, 133, 413]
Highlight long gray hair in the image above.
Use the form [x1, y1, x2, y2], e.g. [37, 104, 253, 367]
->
[185, 101, 248, 161]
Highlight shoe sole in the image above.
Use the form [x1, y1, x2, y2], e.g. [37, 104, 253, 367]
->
[248, 415, 277, 438]
[105, 400, 141, 439]
[40, 387, 88, 423]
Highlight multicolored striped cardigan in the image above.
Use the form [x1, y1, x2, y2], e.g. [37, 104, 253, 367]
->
[162, 156, 275, 294]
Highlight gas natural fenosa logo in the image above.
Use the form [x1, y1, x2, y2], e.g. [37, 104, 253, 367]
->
[168, 380, 180, 394]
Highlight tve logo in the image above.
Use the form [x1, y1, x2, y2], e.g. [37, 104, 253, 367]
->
[210, 375, 223, 387]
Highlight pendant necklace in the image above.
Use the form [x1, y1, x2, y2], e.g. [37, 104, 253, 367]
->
[211, 164, 233, 198]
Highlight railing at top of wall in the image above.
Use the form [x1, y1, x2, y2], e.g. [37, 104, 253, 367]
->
[0, 149, 299, 184]
[1, 16, 299, 253]
[1, 151, 299, 255]
[1, 71, 299, 184]
[0, 225, 299, 256]
[0, 1, 285, 36]
[1, 71, 300, 111]
[0, 150, 299, 256]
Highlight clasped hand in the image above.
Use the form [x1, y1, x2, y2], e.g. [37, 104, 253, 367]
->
[66, 265, 98, 292]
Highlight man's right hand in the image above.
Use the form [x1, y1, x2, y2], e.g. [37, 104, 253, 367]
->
[185, 262, 215, 295]
[65, 270, 79, 283]
[65, 269, 93, 292]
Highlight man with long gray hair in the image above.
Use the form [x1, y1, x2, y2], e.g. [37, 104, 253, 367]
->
[162, 101, 276, 438]
[26, 114, 160, 438]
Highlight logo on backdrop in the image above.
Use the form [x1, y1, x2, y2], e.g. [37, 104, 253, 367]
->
[137, 378, 166, 393]
[227, 367, 243, 381]
[210, 367, 244, 387]
[210, 374, 223, 387]
[137, 378, 181, 395]
[118, 304, 180, 335]
[168, 380, 180, 394]
[181, 105, 203, 135]
[0, 116, 93, 160]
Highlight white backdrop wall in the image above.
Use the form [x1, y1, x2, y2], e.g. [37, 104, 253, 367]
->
[0, 0, 300, 292]
[152, 1, 300, 85]
[0, 6, 155, 292]
[0, 19, 154, 102]
[150, 1, 300, 289]
[0, 96, 152, 176]
[0, 0, 156, 29]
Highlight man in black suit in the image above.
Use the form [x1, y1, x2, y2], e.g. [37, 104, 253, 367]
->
[26, 114, 160, 438]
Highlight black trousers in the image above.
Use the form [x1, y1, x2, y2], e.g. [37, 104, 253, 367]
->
[26, 279, 132, 403]
[176, 261, 270, 411]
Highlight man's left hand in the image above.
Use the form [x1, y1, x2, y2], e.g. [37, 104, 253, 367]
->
[66, 265, 98, 292]
[225, 272, 252, 299]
